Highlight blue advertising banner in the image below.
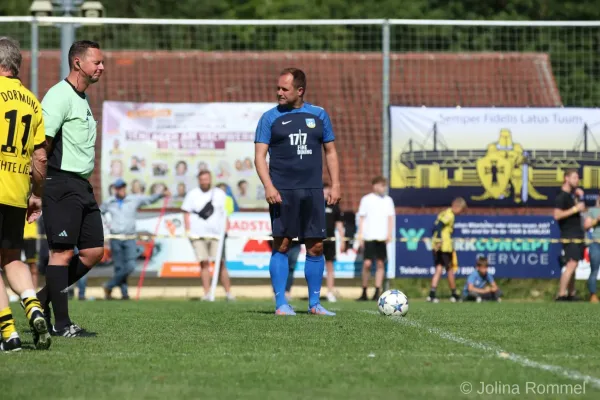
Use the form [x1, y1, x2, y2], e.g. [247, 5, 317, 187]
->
[395, 215, 562, 278]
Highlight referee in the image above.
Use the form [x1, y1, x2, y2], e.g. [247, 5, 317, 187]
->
[37, 40, 105, 337]
[553, 169, 585, 301]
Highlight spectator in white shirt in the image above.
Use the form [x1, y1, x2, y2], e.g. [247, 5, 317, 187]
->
[356, 176, 395, 301]
[181, 170, 234, 301]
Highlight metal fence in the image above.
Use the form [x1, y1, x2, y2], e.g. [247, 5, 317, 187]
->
[1, 17, 599, 208]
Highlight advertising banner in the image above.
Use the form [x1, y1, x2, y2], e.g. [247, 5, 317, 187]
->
[101, 101, 273, 209]
[390, 107, 600, 207]
[94, 212, 391, 279]
[225, 213, 396, 279]
[395, 215, 562, 278]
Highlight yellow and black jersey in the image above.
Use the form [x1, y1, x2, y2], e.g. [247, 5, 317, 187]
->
[0, 76, 45, 208]
[432, 207, 455, 253]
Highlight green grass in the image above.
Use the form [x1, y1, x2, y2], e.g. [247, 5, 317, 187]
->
[2, 299, 600, 400]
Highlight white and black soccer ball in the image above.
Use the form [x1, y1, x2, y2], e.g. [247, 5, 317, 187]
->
[378, 289, 409, 317]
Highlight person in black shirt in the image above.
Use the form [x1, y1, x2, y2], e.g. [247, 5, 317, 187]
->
[323, 182, 345, 302]
[553, 169, 586, 301]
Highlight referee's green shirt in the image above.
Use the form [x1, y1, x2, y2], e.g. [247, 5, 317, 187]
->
[42, 79, 97, 179]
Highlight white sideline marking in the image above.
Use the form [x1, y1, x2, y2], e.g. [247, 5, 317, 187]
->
[365, 311, 600, 389]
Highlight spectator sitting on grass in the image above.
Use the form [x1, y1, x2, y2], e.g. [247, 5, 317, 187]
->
[463, 256, 502, 303]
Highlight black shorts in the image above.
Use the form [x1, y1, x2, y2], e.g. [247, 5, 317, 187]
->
[0, 204, 25, 249]
[323, 240, 336, 261]
[364, 240, 387, 261]
[23, 239, 37, 263]
[42, 172, 104, 250]
[269, 188, 325, 240]
[562, 242, 585, 263]
[433, 250, 453, 268]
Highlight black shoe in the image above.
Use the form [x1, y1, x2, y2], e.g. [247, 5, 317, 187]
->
[567, 294, 581, 301]
[0, 333, 22, 352]
[555, 296, 569, 302]
[371, 291, 381, 301]
[29, 310, 52, 350]
[54, 323, 97, 338]
[356, 293, 368, 301]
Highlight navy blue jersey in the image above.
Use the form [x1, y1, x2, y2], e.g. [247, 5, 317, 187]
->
[255, 102, 335, 189]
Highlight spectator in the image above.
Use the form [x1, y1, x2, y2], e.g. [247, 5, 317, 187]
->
[216, 182, 236, 302]
[582, 195, 600, 303]
[553, 169, 585, 301]
[427, 197, 467, 303]
[218, 183, 240, 212]
[463, 256, 502, 302]
[284, 241, 302, 301]
[182, 171, 234, 301]
[37, 216, 49, 277]
[73, 248, 89, 301]
[356, 176, 395, 301]
[323, 182, 345, 302]
[22, 214, 39, 289]
[100, 178, 169, 300]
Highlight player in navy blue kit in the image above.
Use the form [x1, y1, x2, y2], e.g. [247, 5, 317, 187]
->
[255, 68, 341, 316]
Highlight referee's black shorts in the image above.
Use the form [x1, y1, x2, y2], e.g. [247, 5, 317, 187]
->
[42, 169, 104, 250]
[0, 204, 26, 249]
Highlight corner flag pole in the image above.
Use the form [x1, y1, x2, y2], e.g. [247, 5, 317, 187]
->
[135, 196, 169, 301]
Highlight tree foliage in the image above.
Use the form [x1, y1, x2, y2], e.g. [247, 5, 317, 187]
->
[4, 0, 599, 106]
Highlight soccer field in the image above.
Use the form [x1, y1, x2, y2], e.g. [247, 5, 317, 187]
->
[2, 300, 599, 399]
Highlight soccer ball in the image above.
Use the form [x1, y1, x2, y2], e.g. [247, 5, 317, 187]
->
[378, 289, 409, 317]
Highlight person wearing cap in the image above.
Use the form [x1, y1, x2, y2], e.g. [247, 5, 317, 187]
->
[100, 178, 170, 300]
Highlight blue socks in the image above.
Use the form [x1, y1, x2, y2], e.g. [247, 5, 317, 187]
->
[270, 251, 289, 309]
[305, 254, 325, 308]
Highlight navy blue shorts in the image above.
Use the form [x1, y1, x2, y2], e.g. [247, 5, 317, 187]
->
[269, 188, 326, 241]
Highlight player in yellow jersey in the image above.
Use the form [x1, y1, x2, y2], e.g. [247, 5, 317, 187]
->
[427, 197, 467, 303]
[0, 37, 51, 351]
[23, 213, 39, 288]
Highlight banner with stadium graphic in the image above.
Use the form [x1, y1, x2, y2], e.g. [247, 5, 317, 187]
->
[395, 215, 563, 278]
[389, 107, 600, 207]
[101, 101, 273, 209]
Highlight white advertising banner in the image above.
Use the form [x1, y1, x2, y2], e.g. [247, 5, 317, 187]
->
[101, 101, 273, 209]
[97, 212, 384, 279]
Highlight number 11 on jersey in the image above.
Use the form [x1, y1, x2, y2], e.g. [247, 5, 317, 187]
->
[1, 109, 32, 158]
